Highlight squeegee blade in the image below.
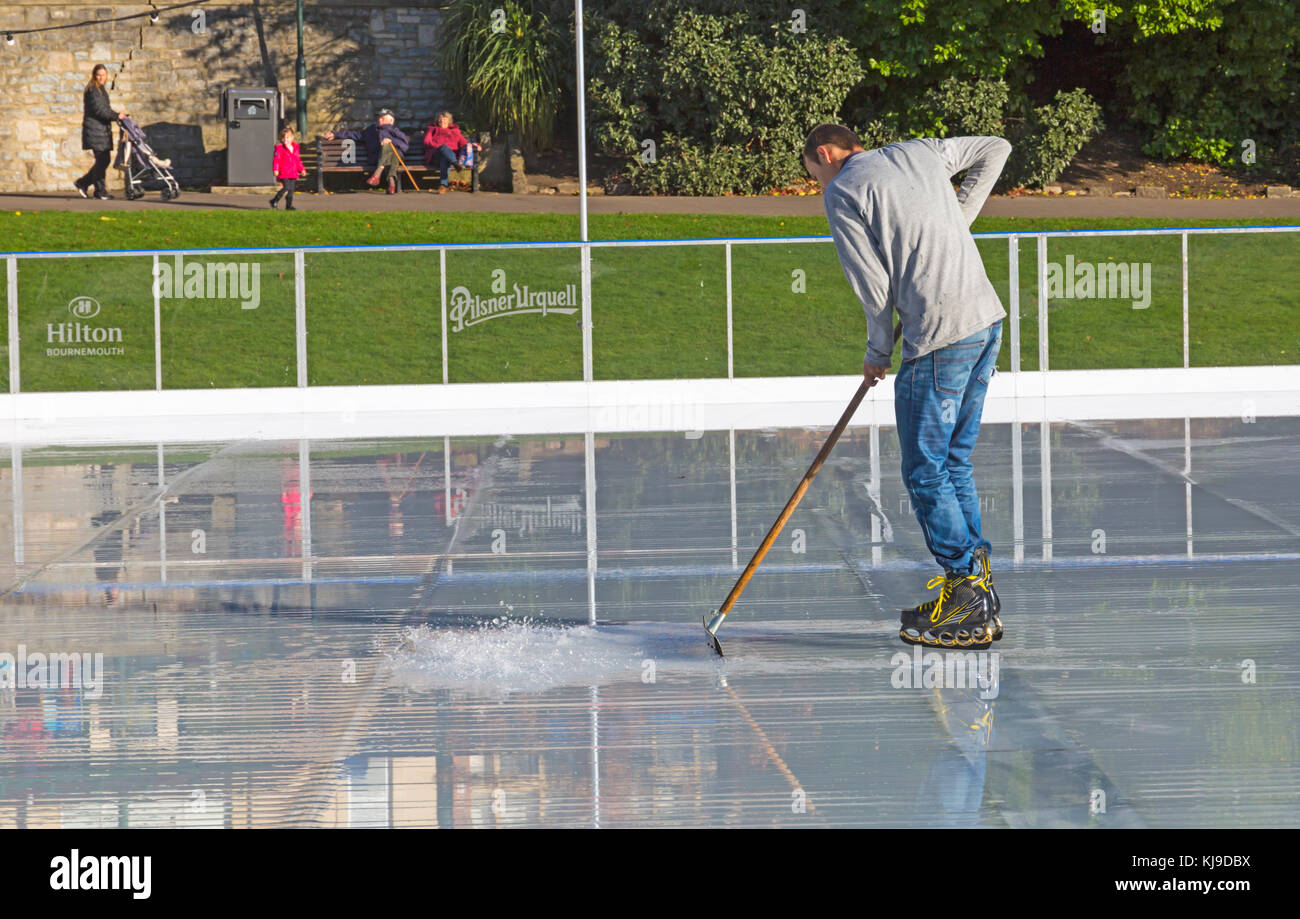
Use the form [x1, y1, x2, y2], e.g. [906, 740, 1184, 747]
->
[703, 612, 725, 657]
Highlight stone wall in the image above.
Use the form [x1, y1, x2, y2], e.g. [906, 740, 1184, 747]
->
[0, 1, 457, 191]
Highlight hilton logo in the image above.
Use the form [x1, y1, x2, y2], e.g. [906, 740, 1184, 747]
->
[46, 297, 125, 357]
[68, 296, 101, 319]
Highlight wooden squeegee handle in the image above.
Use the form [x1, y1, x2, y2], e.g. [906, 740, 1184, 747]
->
[717, 319, 899, 629]
[715, 374, 873, 620]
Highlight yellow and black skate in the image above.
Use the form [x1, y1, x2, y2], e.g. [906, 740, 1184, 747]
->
[898, 571, 996, 649]
[972, 546, 1003, 641]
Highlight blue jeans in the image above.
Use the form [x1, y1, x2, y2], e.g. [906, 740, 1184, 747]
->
[431, 144, 459, 186]
[894, 321, 1002, 575]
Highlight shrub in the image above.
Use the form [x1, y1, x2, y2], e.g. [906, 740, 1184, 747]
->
[859, 76, 1102, 189]
[439, 0, 566, 149]
[623, 135, 758, 196]
[845, 1, 1297, 174]
[1115, 0, 1300, 168]
[854, 118, 903, 150]
[1004, 88, 1105, 187]
[1142, 115, 1235, 165]
[915, 77, 1011, 138]
[844, 0, 1069, 134]
[583, 16, 654, 158]
[586, 8, 864, 194]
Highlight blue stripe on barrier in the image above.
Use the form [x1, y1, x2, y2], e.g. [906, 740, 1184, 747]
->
[5, 225, 1299, 260]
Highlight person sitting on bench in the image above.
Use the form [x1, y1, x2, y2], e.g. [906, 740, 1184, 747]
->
[422, 111, 481, 194]
[323, 107, 409, 194]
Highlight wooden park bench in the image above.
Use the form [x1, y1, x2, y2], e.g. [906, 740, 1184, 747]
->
[309, 130, 482, 193]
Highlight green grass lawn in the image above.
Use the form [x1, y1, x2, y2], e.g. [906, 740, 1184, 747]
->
[1, 210, 1296, 393]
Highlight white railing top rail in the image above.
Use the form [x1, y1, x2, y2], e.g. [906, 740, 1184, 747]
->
[4, 224, 1300, 260]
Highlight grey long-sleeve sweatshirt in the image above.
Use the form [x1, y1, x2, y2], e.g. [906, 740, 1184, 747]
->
[823, 136, 1012, 367]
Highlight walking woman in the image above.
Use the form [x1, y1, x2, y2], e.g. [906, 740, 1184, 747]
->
[74, 64, 125, 200]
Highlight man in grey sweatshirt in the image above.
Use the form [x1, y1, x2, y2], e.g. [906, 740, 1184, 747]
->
[803, 124, 1011, 650]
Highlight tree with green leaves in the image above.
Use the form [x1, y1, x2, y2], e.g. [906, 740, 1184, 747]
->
[439, 0, 566, 150]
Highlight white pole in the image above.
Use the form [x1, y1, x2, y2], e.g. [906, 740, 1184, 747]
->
[10, 443, 22, 566]
[575, 0, 592, 382]
[444, 435, 453, 526]
[441, 436, 452, 527]
[576, 10, 599, 821]
[728, 428, 737, 569]
[725, 243, 733, 379]
[869, 423, 881, 567]
[585, 430, 597, 625]
[1037, 235, 1048, 372]
[153, 254, 163, 390]
[1036, 234, 1050, 559]
[1181, 232, 1190, 369]
[7, 257, 19, 395]
[295, 250, 308, 388]
[158, 443, 166, 583]
[1008, 236, 1020, 374]
[575, 0, 588, 244]
[299, 438, 313, 581]
[440, 248, 449, 384]
[1010, 235, 1024, 564]
[1184, 416, 1193, 557]
[1040, 420, 1053, 561]
[1011, 417, 1024, 564]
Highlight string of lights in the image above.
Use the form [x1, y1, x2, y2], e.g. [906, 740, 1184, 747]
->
[3, 0, 220, 47]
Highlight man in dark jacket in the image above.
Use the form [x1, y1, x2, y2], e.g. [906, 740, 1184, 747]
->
[323, 108, 409, 194]
[75, 64, 125, 200]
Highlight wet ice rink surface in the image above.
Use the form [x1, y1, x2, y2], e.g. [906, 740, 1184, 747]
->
[2, 417, 1298, 827]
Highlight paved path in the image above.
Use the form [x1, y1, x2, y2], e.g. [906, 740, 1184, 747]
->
[3, 190, 1299, 221]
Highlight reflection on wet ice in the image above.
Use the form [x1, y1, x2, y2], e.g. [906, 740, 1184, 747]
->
[1, 419, 1298, 826]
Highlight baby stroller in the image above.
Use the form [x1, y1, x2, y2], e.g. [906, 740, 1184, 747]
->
[114, 116, 181, 201]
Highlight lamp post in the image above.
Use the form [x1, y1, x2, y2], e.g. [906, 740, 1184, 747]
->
[295, 0, 307, 135]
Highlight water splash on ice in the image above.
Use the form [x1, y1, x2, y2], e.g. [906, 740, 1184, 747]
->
[388, 618, 712, 695]
[387, 617, 897, 696]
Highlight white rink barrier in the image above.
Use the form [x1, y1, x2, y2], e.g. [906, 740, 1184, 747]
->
[1, 365, 1297, 445]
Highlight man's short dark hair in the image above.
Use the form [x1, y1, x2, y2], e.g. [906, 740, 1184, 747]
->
[802, 124, 862, 166]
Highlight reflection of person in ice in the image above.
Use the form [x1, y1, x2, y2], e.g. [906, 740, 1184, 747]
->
[281, 461, 313, 557]
[90, 509, 124, 606]
[5, 693, 51, 759]
[375, 454, 410, 542]
[917, 684, 995, 826]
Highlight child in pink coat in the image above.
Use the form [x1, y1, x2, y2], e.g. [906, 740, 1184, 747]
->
[270, 127, 306, 210]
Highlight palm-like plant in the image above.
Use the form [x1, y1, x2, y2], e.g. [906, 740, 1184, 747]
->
[440, 0, 566, 150]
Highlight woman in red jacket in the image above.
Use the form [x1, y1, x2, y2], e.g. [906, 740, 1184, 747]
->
[270, 127, 307, 210]
[423, 112, 480, 194]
